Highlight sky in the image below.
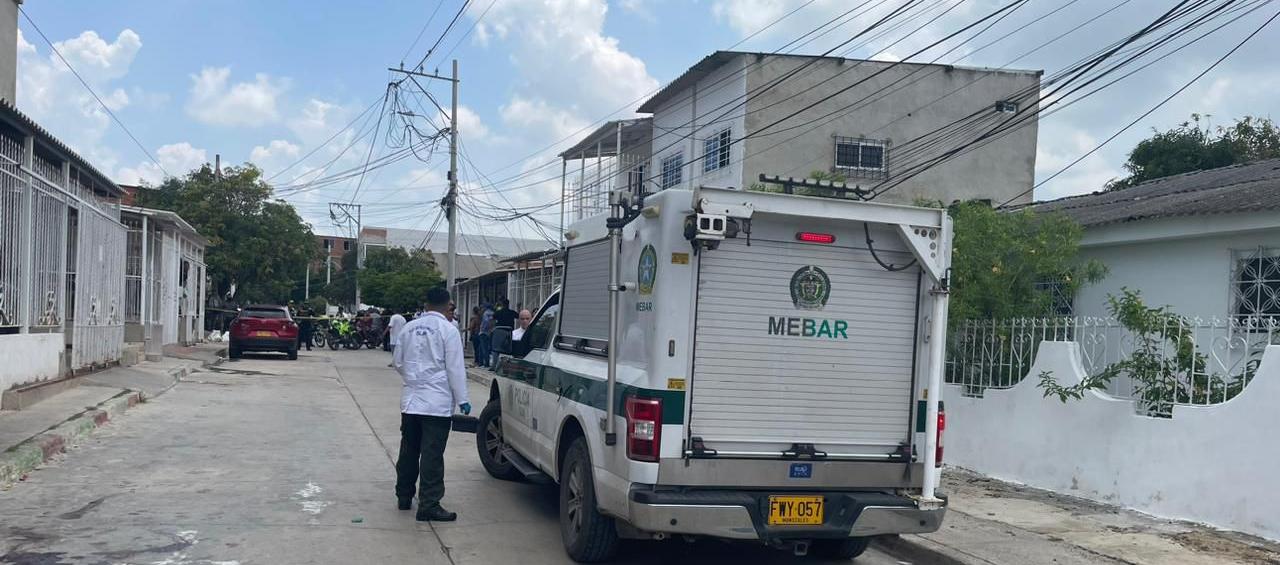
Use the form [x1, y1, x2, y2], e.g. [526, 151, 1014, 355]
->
[15, 0, 1280, 244]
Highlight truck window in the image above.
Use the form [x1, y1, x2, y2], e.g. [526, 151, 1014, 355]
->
[557, 240, 610, 354]
[526, 304, 559, 351]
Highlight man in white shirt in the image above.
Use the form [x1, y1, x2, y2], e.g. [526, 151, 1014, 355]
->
[385, 308, 408, 367]
[392, 288, 471, 522]
[511, 309, 533, 341]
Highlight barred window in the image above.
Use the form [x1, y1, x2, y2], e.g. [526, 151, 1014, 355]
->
[1232, 247, 1280, 321]
[834, 137, 888, 178]
[661, 152, 684, 190]
[703, 129, 731, 173]
[1035, 279, 1074, 316]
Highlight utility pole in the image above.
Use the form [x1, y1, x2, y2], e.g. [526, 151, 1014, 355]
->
[446, 59, 459, 296]
[388, 60, 460, 295]
[329, 203, 363, 307]
[304, 264, 310, 300]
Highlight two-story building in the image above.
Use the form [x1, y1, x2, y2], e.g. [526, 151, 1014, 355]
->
[559, 50, 1042, 213]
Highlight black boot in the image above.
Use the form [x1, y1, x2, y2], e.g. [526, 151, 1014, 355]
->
[415, 506, 457, 522]
[397, 497, 412, 511]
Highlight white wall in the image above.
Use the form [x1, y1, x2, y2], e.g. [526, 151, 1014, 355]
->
[650, 54, 747, 191]
[0, 333, 63, 389]
[1075, 224, 1280, 320]
[947, 341, 1280, 541]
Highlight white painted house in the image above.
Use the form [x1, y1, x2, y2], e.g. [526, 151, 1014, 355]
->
[121, 206, 208, 357]
[1026, 159, 1280, 322]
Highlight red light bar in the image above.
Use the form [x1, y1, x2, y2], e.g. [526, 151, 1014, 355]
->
[796, 232, 836, 244]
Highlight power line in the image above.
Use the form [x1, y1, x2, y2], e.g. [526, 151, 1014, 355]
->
[400, 2, 447, 64]
[19, 8, 169, 178]
[1001, 5, 1280, 207]
[408, 0, 471, 73]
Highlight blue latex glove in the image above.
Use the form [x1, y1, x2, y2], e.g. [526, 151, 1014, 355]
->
[459, 403, 472, 416]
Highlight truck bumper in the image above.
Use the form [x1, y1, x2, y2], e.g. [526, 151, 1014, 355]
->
[626, 487, 945, 542]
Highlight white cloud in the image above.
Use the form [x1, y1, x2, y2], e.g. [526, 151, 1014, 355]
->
[712, 0, 787, 37]
[249, 139, 302, 172]
[186, 67, 288, 127]
[116, 142, 208, 185]
[16, 28, 144, 171]
[618, 0, 656, 22]
[477, 0, 658, 140]
[439, 105, 493, 142]
[500, 96, 590, 143]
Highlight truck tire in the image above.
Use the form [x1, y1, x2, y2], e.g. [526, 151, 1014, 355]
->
[559, 437, 618, 563]
[811, 537, 870, 559]
[476, 400, 522, 481]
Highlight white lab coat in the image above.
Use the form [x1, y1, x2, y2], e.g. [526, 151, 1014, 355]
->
[393, 311, 470, 417]
[388, 313, 407, 344]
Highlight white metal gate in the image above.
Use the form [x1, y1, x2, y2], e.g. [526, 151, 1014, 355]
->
[689, 236, 921, 457]
[71, 200, 125, 369]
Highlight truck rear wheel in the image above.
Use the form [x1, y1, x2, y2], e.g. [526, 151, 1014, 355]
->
[811, 537, 870, 559]
[559, 437, 618, 563]
[476, 400, 522, 481]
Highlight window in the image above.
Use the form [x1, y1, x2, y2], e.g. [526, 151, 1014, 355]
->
[343, 240, 352, 251]
[661, 152, 684, 190]
[1035, 279, 1074, 316]
[995, 100, 1019, 113]
[526, 302, 559, 351]
[241, 308, 289, 319]
[834, 137, 888, 178]
[324, 239, 333, 250]
[627, 164, 647, 194]
[1232, 247, 1280, 321]
[703, 129, 732, 173]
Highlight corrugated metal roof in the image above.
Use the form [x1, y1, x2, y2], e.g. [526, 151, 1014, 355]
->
[0, 98, 124, 197]
[1022, 158, 1280, 227]
[558, 118, 652, 159]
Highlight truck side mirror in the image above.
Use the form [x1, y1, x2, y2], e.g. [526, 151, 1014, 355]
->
[492, 328, 513, 355]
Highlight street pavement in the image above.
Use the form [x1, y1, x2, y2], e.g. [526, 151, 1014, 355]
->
[0, 348, 916, 565]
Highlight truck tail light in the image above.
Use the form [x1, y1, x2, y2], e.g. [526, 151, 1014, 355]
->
[935, 409, 945, 468]
[625, 396, 662, 462]
[796, 232, 836, 244]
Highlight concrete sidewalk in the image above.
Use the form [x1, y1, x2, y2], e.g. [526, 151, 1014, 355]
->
[0, 343, 224, 487]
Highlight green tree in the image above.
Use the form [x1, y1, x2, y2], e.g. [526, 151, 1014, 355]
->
[1108, 115, 1280, 189]
[947, 201, 1107, 323]
[356, 247, 443, 312]
[135, 164, 318, 304]
[318, 249, 358, 307]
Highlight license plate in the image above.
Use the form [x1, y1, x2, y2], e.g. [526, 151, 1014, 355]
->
[767, 495, 824, 526]
[254, 331, 273, 337]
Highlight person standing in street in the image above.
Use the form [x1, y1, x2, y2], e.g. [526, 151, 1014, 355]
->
[467, 307, 482, 367]
[385, 308, 407, 368]
[297, 307, 314, 351]
[393, 287, 470, 522]
[491, 298, 517, 370]
[477, 303, 494, 370]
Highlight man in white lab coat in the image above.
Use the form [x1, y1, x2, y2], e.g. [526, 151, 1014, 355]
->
[393, 287, 471, 521]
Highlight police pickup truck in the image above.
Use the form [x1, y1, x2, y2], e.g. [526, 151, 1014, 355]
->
[482, 186, 951, 562]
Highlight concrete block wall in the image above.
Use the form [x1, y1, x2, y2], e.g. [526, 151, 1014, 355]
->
[0, 333, 64, 390]
[947, 341, 1280, 541]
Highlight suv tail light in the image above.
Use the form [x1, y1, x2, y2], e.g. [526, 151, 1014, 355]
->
[935, 408, 945, 468]
[625, 396, 662, 462]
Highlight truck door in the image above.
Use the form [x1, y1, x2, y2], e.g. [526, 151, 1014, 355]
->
[686, 220, 921, 460]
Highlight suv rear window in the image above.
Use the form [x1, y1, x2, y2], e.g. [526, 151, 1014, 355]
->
[242, 309, 288, 319]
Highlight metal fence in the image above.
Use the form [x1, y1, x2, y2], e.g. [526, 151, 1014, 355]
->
[946, 316, 1280, 417]
[72, 207, 125, 368]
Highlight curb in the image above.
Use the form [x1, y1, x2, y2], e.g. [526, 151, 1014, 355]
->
[0, 390, 142, 487]
[873, 534, 971, 565]
[466, 367, 494, 388]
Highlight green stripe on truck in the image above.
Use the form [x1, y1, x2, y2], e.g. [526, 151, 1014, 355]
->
[495, 357, 686, 425]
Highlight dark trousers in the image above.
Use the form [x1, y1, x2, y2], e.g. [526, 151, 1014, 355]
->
[395, 413, 452, 509]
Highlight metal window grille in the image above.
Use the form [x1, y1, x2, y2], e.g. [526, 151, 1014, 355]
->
[946, 316, 1280, 417]
[833, 136, 889, 179]
[1231, 247, 1280, 321]
[702, 129, 731, 173]
[1034, 279, 1075, 316]
[661, 152, 683, 189]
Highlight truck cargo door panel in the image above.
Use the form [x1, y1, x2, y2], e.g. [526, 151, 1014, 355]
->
[689, 236, 919, 458]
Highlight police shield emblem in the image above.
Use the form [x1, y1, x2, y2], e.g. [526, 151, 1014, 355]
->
[638, 244, 657, 295]
[790, 266, 830, 310]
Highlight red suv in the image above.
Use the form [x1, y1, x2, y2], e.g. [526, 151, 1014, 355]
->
[228, 305, 299, 360]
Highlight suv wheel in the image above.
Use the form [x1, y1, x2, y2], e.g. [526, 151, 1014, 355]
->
[476, 400, 522, 480]
[559, 437, 618, 562]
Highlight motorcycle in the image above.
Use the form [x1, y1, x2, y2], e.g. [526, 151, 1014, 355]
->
[327, 318, 360, 350]
[309, 318, 328, 349]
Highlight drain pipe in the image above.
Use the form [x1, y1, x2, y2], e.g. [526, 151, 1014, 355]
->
[604, 189, 625, 446]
